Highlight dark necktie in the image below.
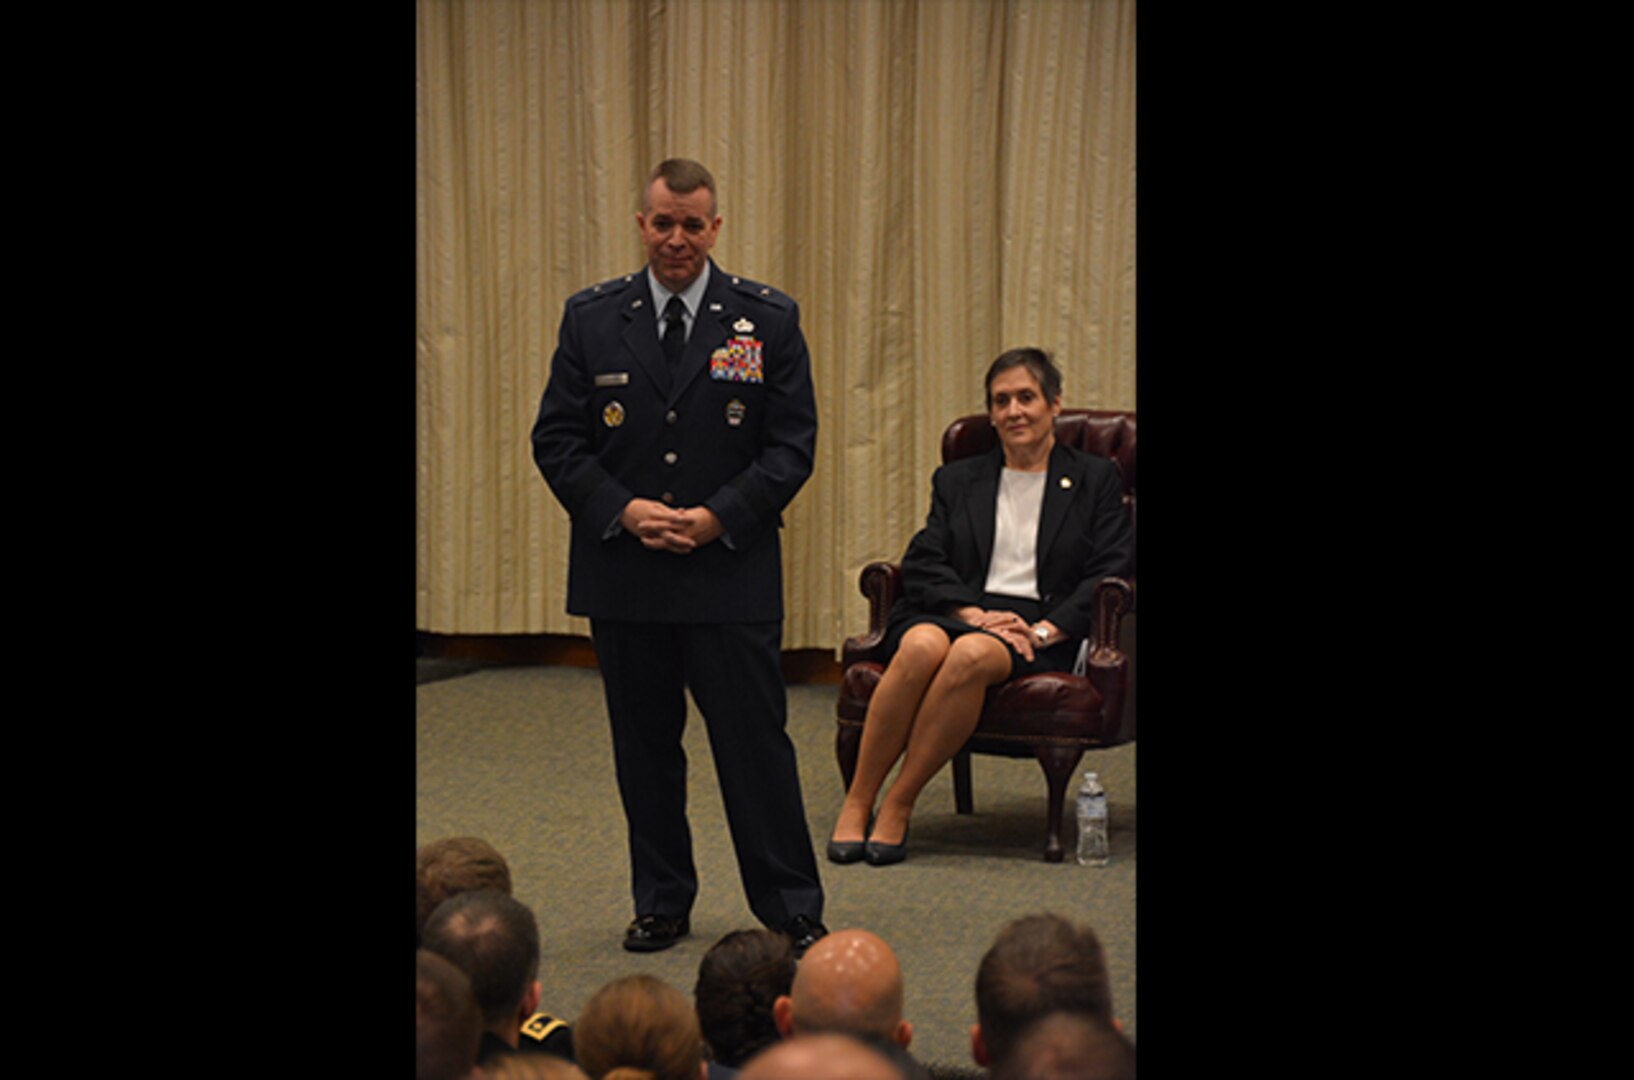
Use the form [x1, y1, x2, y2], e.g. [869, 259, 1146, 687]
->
[662, 296, 686, 368]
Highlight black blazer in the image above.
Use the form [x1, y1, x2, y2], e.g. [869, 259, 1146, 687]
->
[892, 442, 1133, 642]
[531, 261, 818, 623]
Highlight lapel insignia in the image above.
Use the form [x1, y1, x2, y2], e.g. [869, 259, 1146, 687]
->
[708, 302, 724, 312]
[733, 317, 755, 334]
[1059, 476, 1072, 488]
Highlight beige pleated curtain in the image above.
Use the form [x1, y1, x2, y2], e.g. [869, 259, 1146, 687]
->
[416, 0, 1136, 651]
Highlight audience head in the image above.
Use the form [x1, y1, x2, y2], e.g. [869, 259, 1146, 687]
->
[989, 1011, 1135, 1080]
[483, 1055, 593, 1080]
[575, 974, 706, 1080]
[694, 928, 797, 1068]
[418, 835, 512, 943]
[739, 1034, 909, 1080]
[773, 928, 911, 1049]
[417, 948, 483, 1080]
[973, 913, 1115, 1069]
[421, 889, 542, 1037]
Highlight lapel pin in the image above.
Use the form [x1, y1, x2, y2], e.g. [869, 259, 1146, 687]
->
[1059, 476, 1073, 489]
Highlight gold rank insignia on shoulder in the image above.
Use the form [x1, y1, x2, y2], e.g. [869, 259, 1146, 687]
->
[522, 1013, 568, 1041]
[603, 401, 625, 427]
[733, 317, 755, 333]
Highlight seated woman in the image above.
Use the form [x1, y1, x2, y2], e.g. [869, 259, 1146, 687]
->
[827, 347, 1133, 866]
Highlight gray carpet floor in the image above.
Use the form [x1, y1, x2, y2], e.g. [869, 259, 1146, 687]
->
[416, 663, 1136, 1072]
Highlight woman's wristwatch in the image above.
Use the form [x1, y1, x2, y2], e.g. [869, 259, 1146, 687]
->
[1031, 624, 1052, 648]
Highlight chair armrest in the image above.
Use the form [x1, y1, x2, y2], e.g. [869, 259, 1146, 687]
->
[1088, 576, 1134, 657]
[1081, 576, 1134, 741]
[841, 561, 902, 666]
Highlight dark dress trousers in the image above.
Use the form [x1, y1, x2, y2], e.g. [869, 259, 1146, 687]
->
[884, 442, 1134, 674]
[530, 260, 823, 929]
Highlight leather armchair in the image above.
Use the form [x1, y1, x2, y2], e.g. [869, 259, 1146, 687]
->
[834, 410, 1136, 862]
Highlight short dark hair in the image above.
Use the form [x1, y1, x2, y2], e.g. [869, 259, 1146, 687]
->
[984, 347, 1063, 408]
[990, 1011, 1135, 1080]
[417, 949, 483, 1080]
[646, 158, 718, 214]
[421, 889, 541, 1027]
[694, 929, 797, 1067]
[975, 913, 1114, 1067]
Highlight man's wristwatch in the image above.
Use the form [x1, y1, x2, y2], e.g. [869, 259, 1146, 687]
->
[1032, 624, 1051, 647]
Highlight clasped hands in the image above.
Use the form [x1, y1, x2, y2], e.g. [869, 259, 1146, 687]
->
[955, 606, 1058, 662]
[621, 498, 724, 554]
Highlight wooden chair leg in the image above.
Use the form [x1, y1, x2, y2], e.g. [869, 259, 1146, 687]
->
[953, 750, 974, 814]
[836, 724, 861, 791]
[1036, 746, 1086, 863]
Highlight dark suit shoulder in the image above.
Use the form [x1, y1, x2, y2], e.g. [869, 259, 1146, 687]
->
[1056, 441, 1121, 483]
[932, 448, 1003, 484]
[719, 270, 795, 312]
[566, 272, 642, 308]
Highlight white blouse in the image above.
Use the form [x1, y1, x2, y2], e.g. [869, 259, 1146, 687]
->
[983, 467, 1047, 598]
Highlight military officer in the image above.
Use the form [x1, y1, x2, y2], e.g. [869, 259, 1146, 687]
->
[531, 158, 827, 956]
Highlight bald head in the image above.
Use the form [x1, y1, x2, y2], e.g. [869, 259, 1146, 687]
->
[774, 929, 910, 1047]
[741, 1034, 906, 1080]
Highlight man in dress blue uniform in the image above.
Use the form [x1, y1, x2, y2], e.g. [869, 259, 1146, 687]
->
[531, 159, 826, 955]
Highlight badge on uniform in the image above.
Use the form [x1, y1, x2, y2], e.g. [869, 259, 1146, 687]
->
[726, 398, 747, 427]
[710, 336, 764, 383]
[603, 401, 625, 427]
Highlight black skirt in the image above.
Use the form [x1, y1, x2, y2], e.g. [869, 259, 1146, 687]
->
[881, 592, 1078, 682]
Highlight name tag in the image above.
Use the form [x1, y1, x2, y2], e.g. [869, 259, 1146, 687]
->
[594, 372, 630, 387]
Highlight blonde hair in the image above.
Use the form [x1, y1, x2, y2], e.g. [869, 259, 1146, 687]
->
[482, 1055, 591, 1080]
[575, 975, 704, 1080]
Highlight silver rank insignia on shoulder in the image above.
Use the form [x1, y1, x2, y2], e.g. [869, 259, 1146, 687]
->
[603, 401, 626, 428]
[733, 317, 755, 333]
[726, 398, 746, 426]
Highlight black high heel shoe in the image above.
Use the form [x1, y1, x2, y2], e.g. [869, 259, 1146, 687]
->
[864, 825, 910, 866]
[826, 837, 866, 864]
[826, 813, 875, 864]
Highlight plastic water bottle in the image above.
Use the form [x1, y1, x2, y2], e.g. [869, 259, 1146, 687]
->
[1075, 771, 1109, 866]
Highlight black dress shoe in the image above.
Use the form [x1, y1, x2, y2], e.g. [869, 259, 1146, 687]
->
[781, 914, 828, 957]
[864, 828, 909, 866]
[623, 914, 690, 952]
